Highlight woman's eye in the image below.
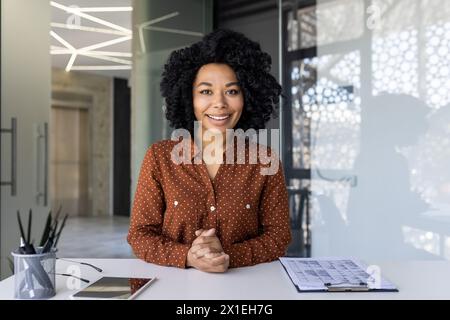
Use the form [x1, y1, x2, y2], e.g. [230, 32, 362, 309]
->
[227, 89, 240, 95]
[199, 89, 212, 95]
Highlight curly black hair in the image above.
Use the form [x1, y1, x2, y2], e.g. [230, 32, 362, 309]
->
[160, 28, 282, 134]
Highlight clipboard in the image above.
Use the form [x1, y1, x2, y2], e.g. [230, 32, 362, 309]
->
[279, 257, 399, 293]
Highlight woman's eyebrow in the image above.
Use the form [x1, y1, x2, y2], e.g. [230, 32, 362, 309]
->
[195, 81, 240, 88]
[196, 82, 212, 87]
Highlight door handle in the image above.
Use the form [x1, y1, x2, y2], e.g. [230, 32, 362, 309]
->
[36, 122, 48, 206]
[1, 118, 17, 196]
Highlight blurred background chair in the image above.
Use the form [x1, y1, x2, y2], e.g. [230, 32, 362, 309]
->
[286, 186, 311, 257]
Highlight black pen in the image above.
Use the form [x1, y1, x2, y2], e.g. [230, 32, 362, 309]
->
[17, 211, 36, 254]
[27, 209, 32, 245]
[19, 238, 26, 254]
[42, 236, 54, 253]
[53, 214, 68, 248]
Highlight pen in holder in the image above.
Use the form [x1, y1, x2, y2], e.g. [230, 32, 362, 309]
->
[11, 247, 57, 299]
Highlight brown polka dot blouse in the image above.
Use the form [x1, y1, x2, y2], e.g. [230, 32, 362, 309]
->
[127, 138, 291, 268]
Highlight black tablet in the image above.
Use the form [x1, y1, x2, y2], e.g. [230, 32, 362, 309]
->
[70, 276, 157, 300]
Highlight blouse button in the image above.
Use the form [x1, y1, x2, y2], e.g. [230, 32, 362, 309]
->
[174, 201, 178, 206]
[246, 204, 251, 209]
[210, 206, 216, 212]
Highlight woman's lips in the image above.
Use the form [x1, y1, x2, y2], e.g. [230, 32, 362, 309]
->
[206, 114, 231, 125]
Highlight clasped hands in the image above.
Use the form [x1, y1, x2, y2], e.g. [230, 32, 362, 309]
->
[186, 228, 229, 273]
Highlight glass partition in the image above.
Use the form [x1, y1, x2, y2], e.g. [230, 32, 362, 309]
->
[281, 0, 450, 260]
[131, 0, 213, 197]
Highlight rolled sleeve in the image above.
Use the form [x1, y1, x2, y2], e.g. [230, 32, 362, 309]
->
[127, 145, 190, 268]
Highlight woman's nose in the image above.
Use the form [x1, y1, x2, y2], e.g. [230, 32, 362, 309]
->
[212, 93, 227, 108]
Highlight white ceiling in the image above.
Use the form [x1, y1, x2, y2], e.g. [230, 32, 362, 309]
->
[50, 0, 132, 79]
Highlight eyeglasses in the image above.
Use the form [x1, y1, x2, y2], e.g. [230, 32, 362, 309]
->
[52, 272, 90, 283]
[57, 258, 103, 273]
[55, 258, 103, 284]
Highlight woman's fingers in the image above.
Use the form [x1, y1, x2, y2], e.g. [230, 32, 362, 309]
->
[194, 247, 213, 258]
[191, 228, 227, 271]
[191, 243, 208, 252]
[191, 243, 222, 257]
[192, 236, 220, 246]
[200, 253, 229, 272]
[209, 254, 229, 267]
[201, 228, 216, 237]
[195, 228, 215, 237]
[190, 250, 229, 272]
[204, 252, 224, 259]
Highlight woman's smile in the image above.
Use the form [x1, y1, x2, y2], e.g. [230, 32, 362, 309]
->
[205, 113, 232, 125]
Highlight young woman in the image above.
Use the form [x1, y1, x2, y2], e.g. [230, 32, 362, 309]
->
[127, 29, 291, 273]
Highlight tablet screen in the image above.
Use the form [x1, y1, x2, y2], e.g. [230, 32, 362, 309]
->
[72, 277, 155, 299]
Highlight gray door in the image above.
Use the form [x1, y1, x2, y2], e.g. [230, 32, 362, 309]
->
[1, 0, 51, 279]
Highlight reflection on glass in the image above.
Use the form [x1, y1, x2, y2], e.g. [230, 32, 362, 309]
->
[372, 28, 419, 97]
[287, 6, 317, 51]
[290, 52, 361, 172]
[404, 105, 450, 206]
[287, 0, 363, 51]
[316, 0, 363, 46]
[291, 59, 313, 169]
[309, 0, 450, 260]
[402, 226, 440, 256]
[426, 21, 450, 109]
[287, 179, 312, 256]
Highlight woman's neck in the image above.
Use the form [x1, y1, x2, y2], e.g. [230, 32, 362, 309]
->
[198, 128, 228, 150]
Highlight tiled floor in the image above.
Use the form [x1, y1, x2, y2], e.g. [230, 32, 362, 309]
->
[56, 216, 135, 259]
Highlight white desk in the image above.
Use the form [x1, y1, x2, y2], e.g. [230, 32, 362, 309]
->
[0, 259, 449, 300]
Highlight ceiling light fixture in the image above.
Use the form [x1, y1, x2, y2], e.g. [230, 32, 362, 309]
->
[50, 2, 133, 73]
[50, 1, 131, 35]
[50, 30, 76, 51]
[144, 26, 204, 37]
[137, 12, 180, 53]
[51, 22, 129, 36]
[74, 7, 133, 12]
[71, 65, 132, 71]
[137, 12, 204, 53]
[65, 53, 78, 72]
[51, 48, 132, 58]
[77, 36, 132, 52]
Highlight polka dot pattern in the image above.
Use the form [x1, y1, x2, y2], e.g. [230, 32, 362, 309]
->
[127, 139, 292, 268]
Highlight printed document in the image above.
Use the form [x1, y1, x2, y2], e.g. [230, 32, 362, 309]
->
[279, 257, 398, 292]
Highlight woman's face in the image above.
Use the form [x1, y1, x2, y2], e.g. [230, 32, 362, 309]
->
[192, 63, 244, 135]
